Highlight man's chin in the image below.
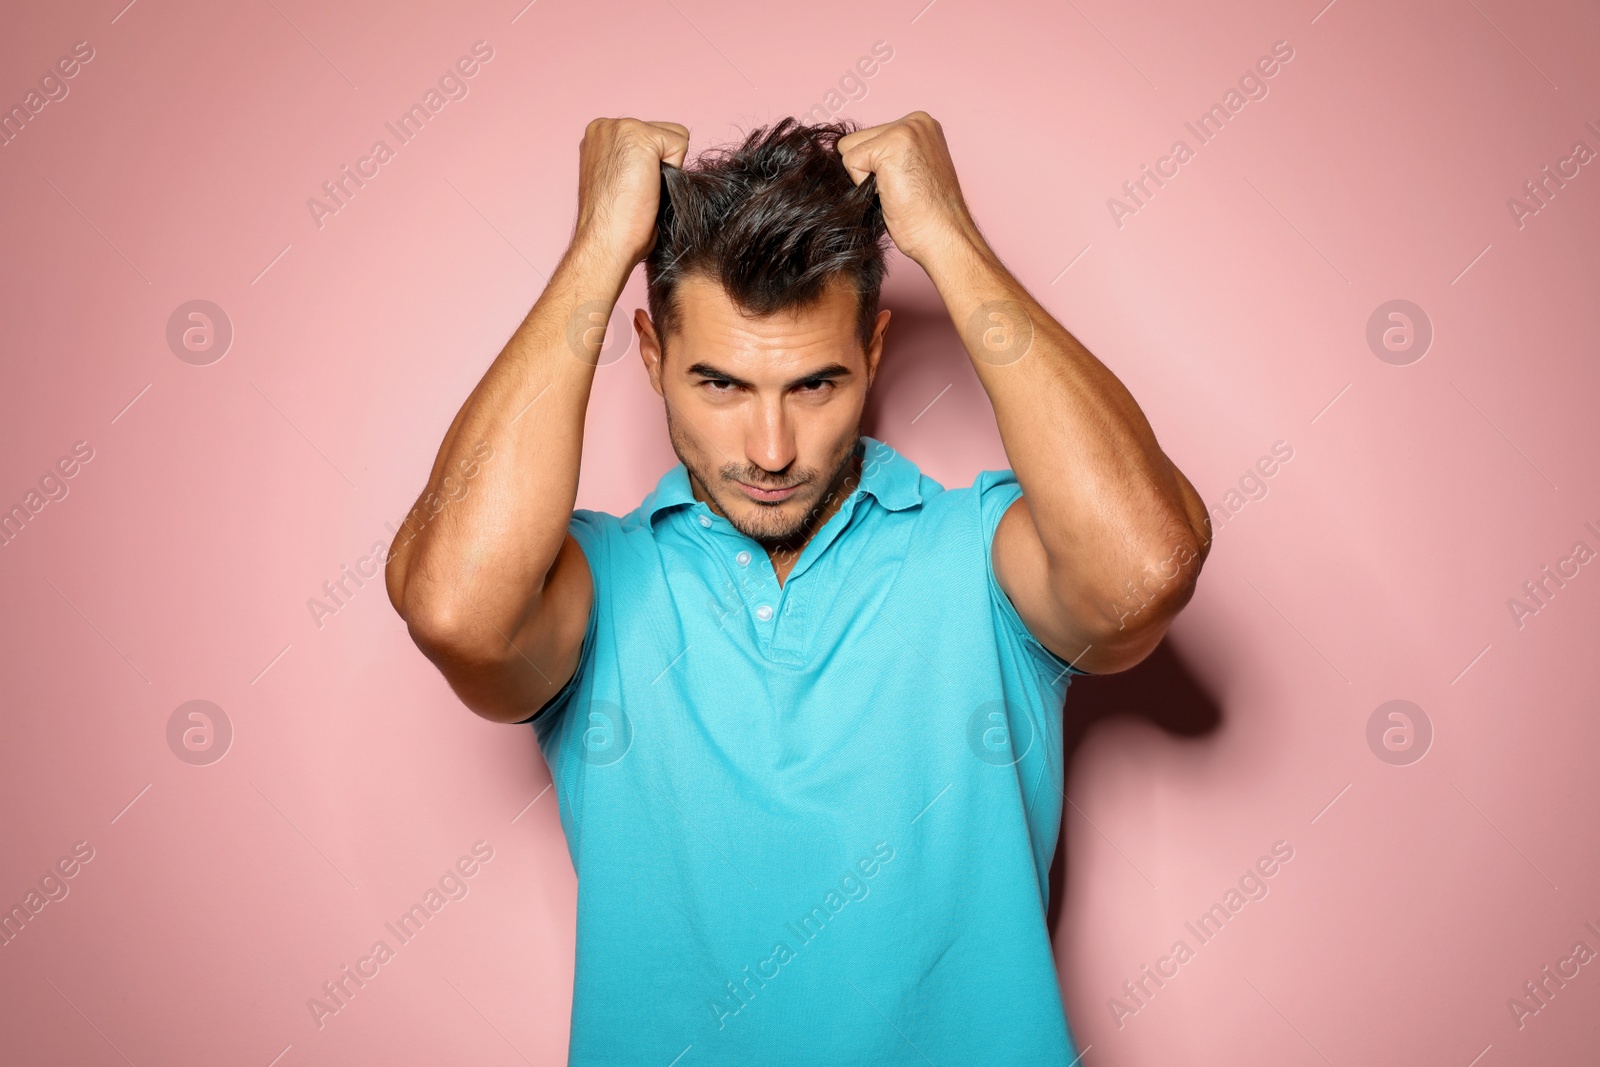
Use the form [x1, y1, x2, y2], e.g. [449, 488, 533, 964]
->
[724, 495, 812, 544]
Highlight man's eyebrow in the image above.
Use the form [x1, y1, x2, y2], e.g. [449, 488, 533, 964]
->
[685, 362, 854, 389]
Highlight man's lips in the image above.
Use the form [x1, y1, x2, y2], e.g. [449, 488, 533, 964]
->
[737, 480, 800, 502]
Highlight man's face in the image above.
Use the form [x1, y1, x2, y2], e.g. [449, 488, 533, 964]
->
[638, 274, 890, 549]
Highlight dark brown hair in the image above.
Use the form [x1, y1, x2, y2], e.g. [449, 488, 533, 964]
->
[644, 117, 890, 361]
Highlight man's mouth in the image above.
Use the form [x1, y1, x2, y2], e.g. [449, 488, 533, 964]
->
[737, 480, 800, 502]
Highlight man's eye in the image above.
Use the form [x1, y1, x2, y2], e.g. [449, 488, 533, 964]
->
[799, 381, 831, 393]
[703, 380, 735, 392]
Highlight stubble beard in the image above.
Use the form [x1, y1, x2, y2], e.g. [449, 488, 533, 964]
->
[665, 405, 863, 551]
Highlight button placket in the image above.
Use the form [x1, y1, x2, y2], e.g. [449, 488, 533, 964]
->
[695, 504, 813, 646]
[751, 546, 778, 635]
[712, 525, 778, 639]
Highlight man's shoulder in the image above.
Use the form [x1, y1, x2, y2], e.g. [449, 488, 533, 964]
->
[565, 495, 673, 568]
[914, 467, 1021, 518]
[564, 507, 628, 566]
[570, 504, 643, 530]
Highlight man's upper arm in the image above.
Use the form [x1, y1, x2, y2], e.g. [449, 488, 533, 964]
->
[984, 469, 1187, 676]
[977, 469, 1092, 678]
[513, 514, 605, 726]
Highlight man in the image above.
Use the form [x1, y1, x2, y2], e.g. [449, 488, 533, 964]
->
[385, 112, 1210, 1065]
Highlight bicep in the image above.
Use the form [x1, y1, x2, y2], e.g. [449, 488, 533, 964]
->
[520, 530, 595, 721]
[422, 530, 595, 725]
[991, 495, 1172, 676]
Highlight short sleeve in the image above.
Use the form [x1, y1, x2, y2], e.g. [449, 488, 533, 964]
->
[515, 509, 607, 727]
[975, 468, 1090, 678]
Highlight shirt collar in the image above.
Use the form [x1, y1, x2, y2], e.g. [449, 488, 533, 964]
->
[643, 434, 922, 531]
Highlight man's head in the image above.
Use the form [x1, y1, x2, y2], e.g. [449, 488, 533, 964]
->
[636, 117, 892, 551]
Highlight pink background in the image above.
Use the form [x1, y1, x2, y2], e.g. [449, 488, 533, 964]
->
[3, 0, 1598, 1063]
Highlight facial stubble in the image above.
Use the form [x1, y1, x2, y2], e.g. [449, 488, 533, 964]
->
[665, 404, 863, 552]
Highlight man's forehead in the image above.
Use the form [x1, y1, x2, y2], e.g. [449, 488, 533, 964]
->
[673, 274, 859, 350]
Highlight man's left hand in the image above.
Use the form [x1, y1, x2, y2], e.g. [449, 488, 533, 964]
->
[838, 111, 981, 268]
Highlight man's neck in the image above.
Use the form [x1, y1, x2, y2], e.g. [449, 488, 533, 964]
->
[765, 438, 864, 585]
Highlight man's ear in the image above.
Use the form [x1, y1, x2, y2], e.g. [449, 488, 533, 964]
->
[865, 308, 891, 387]
[635, 309, 664, 397]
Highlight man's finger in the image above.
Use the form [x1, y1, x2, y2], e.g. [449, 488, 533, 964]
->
[837, 126, 892, 186]
[836, 121, 889, 158]
[644, 121, 691, 168]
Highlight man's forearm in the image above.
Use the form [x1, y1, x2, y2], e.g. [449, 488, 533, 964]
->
[385, 237, 630, 649]
[920, 227, 1206, 615]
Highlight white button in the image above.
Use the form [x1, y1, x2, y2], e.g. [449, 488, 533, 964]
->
[755, 604, 773, 621]
[736, 550, 751, 566]
[699, 515, 713, 528]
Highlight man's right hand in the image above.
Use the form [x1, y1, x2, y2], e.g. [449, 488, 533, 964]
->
[573, 118, 691, 271]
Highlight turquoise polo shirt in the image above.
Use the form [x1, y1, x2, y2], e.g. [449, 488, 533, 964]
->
[526, 434, 1085, 1066]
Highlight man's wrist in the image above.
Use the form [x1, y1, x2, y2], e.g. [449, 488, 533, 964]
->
[564, 230, 639, 286]
[917, 218, 1002, 293]
[920, 223, 1019, 334]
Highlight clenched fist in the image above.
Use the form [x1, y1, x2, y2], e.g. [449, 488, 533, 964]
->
[837, 111, 979, 268]
[572, 117, 691, 272]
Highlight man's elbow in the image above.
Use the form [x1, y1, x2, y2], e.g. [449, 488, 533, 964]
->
[387, 564, 477, 662]
[1099, 534, 1204, 610]
[384, 542, 485, 657]
[383, 535, 419, 621]
[403, 634, 536, 725]
[1066, 544, 1202, 656]
[399, 597, 509, 670]
[1135, 538, 1204, 619]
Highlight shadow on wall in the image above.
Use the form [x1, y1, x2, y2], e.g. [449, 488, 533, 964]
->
[859, 299, 968, 440]
[1046, 640, 1222, 940]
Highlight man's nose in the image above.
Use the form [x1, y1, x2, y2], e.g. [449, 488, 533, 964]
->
[744, 404, 797, 477]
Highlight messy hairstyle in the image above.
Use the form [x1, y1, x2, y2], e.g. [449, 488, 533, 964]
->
[644, 116, 890, 360]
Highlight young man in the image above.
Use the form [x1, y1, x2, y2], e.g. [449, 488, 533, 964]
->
[386, 112, 1210, 1065]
